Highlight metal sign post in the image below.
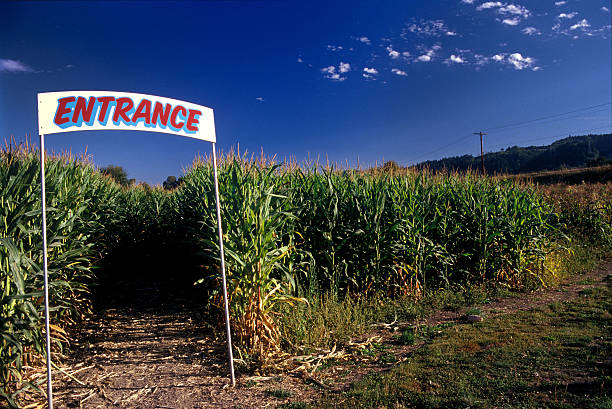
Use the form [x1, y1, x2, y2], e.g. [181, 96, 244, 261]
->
[212, 143, 236, 386]
[39, 133, 54, 409]
[36, 91, 236, 406]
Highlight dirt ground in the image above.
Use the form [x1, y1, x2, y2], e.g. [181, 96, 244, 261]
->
[38, 259, 611, 409]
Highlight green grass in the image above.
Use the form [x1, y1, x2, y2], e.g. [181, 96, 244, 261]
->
[267, 388, 293, 398]
[278, 242, 610, 353]
[278, 287, 490, 352]
[314, 286, 611, 409]
[396, 328, 417, 346]
[465, 307, 482, 316]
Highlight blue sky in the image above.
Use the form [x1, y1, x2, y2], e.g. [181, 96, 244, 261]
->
[1, 0, 611, 184]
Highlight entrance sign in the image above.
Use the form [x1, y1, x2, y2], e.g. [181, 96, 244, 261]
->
[38, 91, 216, 142]
[37, 91, 235, 409]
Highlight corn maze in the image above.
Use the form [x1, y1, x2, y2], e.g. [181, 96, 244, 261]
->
[2, 142, 611, 407]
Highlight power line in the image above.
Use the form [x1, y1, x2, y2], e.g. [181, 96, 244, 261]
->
[404, 124, 611, 167]
[402, 133, 474, 165]
[401, 103, 611, 166]
[482, 102, 611, 133]
[487, 124, 612, 151]
[486, 108, 612, 135]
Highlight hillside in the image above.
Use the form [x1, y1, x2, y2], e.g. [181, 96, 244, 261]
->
[414, 133, 612, 174]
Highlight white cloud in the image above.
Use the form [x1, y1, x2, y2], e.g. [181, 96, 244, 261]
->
[255, 97, 264, 102]
[404, 19, 457, 37]
[558, 12, 577, 19]
[552, 14, 609, 38]
[477, 2, 504, 11]
[532, 66, 542, 71]
[475, 2, 530, 24]
[521, 26, 541, 35]
[433, 44, 442, 52]
[415, 44, 441, 63]
[362, 67, 378, 79]
[448, 54, 465, 63]
[402, 51, 411, 57]
[321, 65, 346, 81]
[0, 59, 34, 73]
[492, 54, 505, 61]
[391, 68, 408, 76]
[499, 4, 530, 18]
[386, 46, 400, 59]
[297, 57, 304, 63]
[570, 19, 590, 30]
[327, 45, 343, 51]
[502, 18, 521, 26]
[321, 63, 350, 81]
[358, 36, 371, 44]
[554, 1, 566, 5]
[461, 0, 475, 3]
[473, 54, 489, 66]
[602, 7, 610, 12]
[507, 52, 535, 70]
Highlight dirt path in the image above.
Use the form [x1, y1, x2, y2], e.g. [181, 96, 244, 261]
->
[50, 259, 611, 409]
[52, 298, 315, 408]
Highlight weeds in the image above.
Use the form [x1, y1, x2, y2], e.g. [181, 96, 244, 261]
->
[315, 284, 612, 409]
[396, 328, 416, 345]
[266, 388, 293, 398]
[277, 402, 309, 409]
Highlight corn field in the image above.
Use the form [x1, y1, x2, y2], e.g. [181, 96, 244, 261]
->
[2, 143, 609, 406]
[1, 143, 118, 405]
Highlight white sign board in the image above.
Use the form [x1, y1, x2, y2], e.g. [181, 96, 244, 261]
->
[38, 91, 216, 142]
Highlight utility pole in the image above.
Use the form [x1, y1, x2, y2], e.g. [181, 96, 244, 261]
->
[474, 131, 487, 175]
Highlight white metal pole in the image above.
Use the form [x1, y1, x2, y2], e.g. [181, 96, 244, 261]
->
[211, 143, 236, 387]
[39, 134, 54, 409]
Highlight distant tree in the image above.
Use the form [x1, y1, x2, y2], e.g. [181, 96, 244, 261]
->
[413, 133, 612, 175]
[100, 165, 132, 186]
[382, 160, 401, 172]
[163, 176, 183, 190]
[587, 156, 612, 167]
[137, 181, 153, 192]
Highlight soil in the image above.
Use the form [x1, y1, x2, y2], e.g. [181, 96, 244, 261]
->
[38, 259, 612, 408]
